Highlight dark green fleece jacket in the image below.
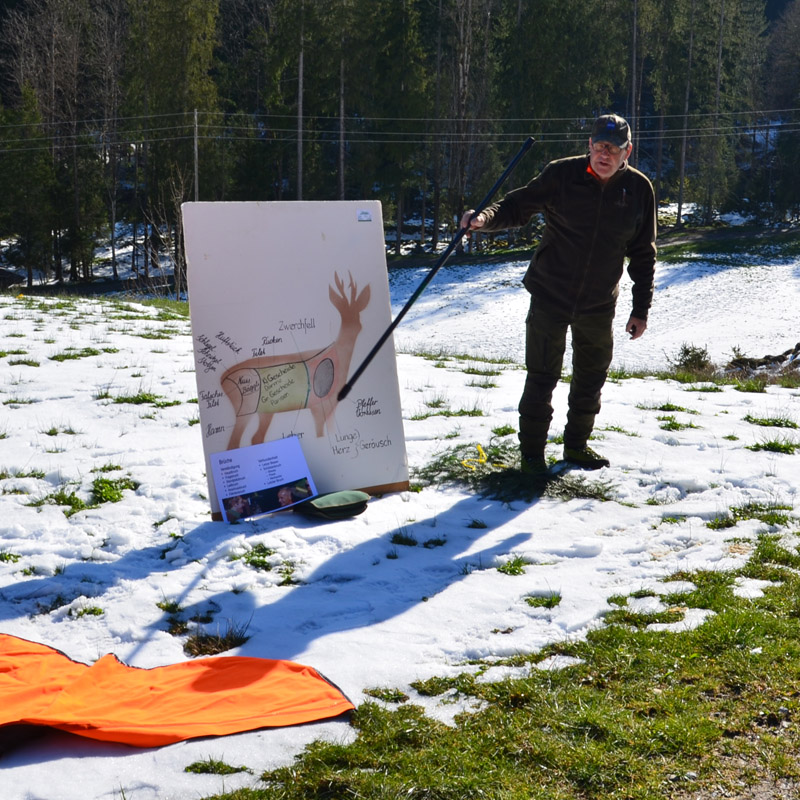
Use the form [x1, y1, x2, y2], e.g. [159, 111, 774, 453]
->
[479, 155, 657, 320]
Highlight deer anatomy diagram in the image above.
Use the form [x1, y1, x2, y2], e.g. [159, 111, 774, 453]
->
[220, 272, 371, 451]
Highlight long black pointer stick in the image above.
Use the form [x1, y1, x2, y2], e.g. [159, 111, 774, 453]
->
[338, 136, 535, 401]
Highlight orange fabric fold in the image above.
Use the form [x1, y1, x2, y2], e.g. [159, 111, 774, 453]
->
[0, 634, 353, 747]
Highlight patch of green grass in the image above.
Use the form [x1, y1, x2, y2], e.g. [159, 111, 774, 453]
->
[363, 687, 410, 704]
[423, 537, 447, 548]
[113, 390, 162, 405]
[185, 758, 252, 776]
[391, 531, 418, 547]
[183, 620, 250, 657]
[638, 402, 697, 414]
[660, 514, 688, 524]
[49, 347, 102, 362]
[0, 467, 45, 480]
[234, 543, 276, 571]
[497, 555, 531, 576]
[741, 533, 800, 577]
[411, 439, 519, 493]
[424, 395, 448, 409]
[461, 366, 501, 377]
[8, 358, 39, 367]
[657, 414, 701, 431]
[140, 297, 190, 318]
[278, 561, 300, 586]
[27, 475, 138, 517]
[40, 424, 80, 437]
[404, 347, 514, 366]
[491, 424, 516, 437]
[603, 605, 687, 628]
[0, 551, 21, 563]
[777, 371, 800, 389]
[157, 598, 184, 615]
[544, 473, 617, 502]
[91, 462, 123, 473]
[135, 329, 178, 340]
[685, 383, 724, 392]
[734, 376, 768, 393]
[707, 501, 794, 530]
[28, 487, 87, 516]
[606, 366, 641, 381]
[91, 476, 138, 503]
[410, 406, 484, 421]
[744, 413, 798, 429]
[73, 606, 104, 618]
[746, 438, 798, 455]
[598, 424, 639, 436]
[525, 592, 561, 609]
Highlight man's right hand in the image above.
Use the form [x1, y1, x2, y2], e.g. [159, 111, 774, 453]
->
[460, 209, 486, 230]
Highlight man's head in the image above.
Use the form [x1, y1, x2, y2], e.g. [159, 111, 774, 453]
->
[588, 113, 633, 182]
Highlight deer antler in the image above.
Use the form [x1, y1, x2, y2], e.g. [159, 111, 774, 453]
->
[348, 271, 357, 303]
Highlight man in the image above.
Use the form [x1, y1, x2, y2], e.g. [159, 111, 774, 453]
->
[461, 113, 656, 477]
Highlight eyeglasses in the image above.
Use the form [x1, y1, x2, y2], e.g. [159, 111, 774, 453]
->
[591, 141, 625, 156]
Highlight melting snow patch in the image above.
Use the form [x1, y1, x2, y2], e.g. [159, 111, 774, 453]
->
[733, 576, 776, 598]
[534, 654, 584, 671]
[647, 607, 715, 633]
[476, 664, 529, 683]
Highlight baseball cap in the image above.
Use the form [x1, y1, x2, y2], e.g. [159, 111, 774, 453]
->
[591, 114, 631, 148]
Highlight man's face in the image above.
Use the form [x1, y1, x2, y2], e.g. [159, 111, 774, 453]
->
[277, 486, 293, 505]
[588, 138, 632, 181]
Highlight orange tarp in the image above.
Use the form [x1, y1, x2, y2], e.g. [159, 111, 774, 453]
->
[0, 634, 353, 747]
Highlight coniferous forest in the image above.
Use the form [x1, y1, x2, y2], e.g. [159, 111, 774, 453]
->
[1, 0, 800, 288]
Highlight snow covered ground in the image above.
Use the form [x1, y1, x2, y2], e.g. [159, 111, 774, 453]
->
[0, 243, 799, 799]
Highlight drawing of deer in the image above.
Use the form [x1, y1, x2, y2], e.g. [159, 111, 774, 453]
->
[220, 272, 371, 450]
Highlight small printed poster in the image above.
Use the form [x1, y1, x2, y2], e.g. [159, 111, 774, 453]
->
[183, 200, 409, 520]
[211, 437, 317, 523]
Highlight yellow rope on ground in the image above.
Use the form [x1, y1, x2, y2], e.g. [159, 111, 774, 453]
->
[461, 444, 509, 471]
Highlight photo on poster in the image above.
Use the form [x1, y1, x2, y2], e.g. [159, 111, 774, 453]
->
[210, 436, 317, 523]
[183, 201, 409, 519]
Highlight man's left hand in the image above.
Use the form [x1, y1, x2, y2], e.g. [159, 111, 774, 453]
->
[626, 316, 647, 340]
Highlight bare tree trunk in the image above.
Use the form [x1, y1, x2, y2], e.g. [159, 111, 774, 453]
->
[339, 50, 345, 200]
[451, 0, 474, 242]
[630, 0, 638, 163]
[431, 0, 443, 252]
[297, 1, 304, 201]
[704, 0, 725, 225]
[395, 197, 403, 257]
[676, 0, 697, 228]
[655, 107, 665, 206]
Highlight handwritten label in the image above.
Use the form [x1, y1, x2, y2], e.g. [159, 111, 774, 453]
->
[199, 389, 224, 409]
[279, 317, 316, 334]
[197, 334, 222, 373]
[215, 331, 242, 353]
[251, 335, 283, 357]
[355, 396, 381, 418]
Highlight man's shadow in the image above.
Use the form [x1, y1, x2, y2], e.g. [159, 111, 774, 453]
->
[159, 484, 544, 663]
[0, 484, 544, 761]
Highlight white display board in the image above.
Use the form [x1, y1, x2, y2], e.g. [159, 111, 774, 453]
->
[183, 201, 409, 519]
